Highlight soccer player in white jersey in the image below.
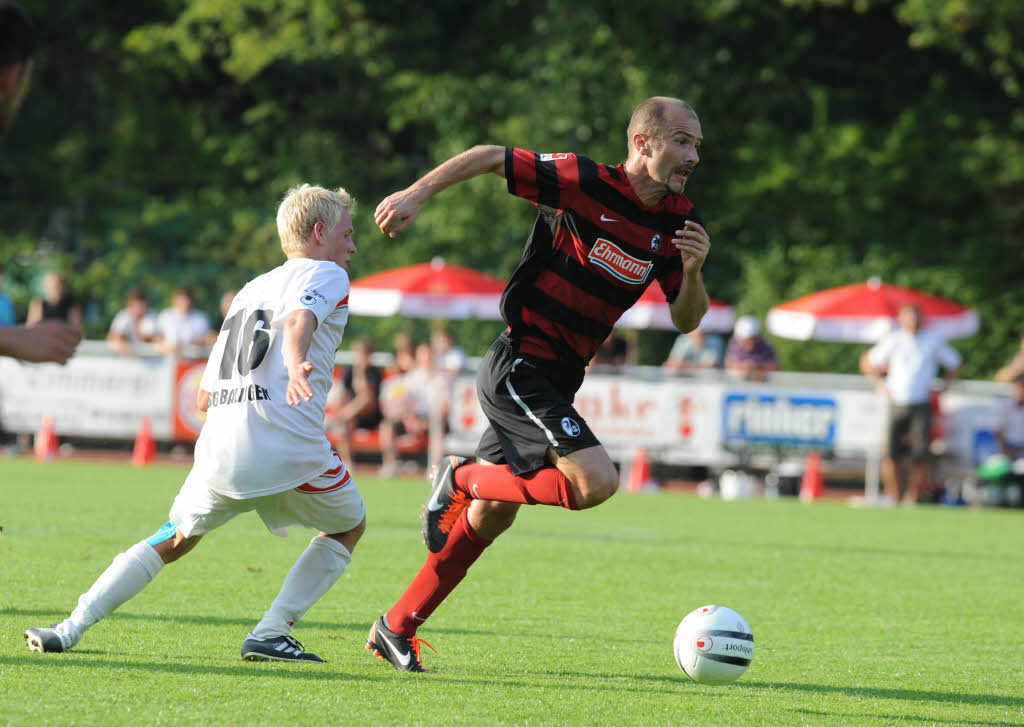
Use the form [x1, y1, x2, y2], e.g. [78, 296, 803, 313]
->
[25, 184, 364, 663]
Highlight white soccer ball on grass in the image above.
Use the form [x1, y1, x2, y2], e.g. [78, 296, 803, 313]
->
[673, 604, 754, 685]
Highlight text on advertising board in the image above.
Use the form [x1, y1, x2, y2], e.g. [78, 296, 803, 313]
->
[723, 393, 837, 447]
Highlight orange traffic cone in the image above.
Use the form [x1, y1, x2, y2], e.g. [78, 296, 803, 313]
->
[627, 446, 657, 492]
[34, 416, 58, 461]
[132, 416, 156, 467]
[799, 450, 825, 503]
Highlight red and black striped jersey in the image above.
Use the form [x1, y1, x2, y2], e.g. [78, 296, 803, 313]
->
[501, 147, 703, 367]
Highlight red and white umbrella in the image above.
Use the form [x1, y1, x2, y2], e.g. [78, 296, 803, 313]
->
[766, 277, 980, 342]
[616, 285, 734, 332]
[348, 258, 506, 320]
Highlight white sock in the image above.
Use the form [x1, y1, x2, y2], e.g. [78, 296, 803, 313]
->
[56, 541, 164, 648]
[250, 535, 351, 640]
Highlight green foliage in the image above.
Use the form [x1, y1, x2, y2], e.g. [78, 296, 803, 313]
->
[1, 0, 1020, 373]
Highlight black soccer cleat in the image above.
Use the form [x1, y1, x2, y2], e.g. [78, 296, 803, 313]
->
[365, 616, 434, 673]
[24, 626, 68, 653]
[241, 634, 324, 663]
[422, 454, 470, 553]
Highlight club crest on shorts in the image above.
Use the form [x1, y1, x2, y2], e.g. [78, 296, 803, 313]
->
[651, 234, 661, 251]
[300, 294, 317, 306]
[560, 417, 581, 437]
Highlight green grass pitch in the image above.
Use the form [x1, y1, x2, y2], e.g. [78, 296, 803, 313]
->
[2, 458, 1023, 726]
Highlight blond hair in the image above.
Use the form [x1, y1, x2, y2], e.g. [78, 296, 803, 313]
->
[626, 96, 695, 157]
[276, 184, 354, 254]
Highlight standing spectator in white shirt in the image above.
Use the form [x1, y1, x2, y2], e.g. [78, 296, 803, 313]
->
[107, 289, 158, 356]
[861, 304, 962, 504]
[155, 287, 211, 355]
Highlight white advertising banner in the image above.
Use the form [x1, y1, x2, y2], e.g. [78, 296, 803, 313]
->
[448, 374, 922, 466]
[0, 355, 175, 439]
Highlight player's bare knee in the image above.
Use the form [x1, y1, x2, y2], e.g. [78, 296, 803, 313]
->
[469, 499, 519, 538]
[155, 534, 201, 564]
[325, 515, 366, 553]
[572, 466, 619, 509]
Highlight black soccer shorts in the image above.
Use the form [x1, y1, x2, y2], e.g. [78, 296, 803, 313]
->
[474, 333, 601, 475]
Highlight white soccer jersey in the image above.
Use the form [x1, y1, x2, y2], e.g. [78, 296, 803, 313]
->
[188, 257, 350, 499]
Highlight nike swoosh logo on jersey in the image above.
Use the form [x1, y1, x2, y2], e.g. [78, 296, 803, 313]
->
[471, 483, 480, 499]
[378, 631, 411, 666]
[426, 464, 453, 511]
[600, 213, 617, 222]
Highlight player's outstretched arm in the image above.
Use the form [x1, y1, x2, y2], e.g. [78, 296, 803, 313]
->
[0, 321, 82, 364]
[282, 309, 318, 406]
[669, 221, 711, 332]
[375, 144, 506, 238]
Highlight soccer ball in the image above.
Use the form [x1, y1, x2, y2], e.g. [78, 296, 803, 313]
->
[673, 604, 754, 685]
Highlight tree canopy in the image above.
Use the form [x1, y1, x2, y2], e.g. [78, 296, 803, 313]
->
[2, 0, 1021, 377]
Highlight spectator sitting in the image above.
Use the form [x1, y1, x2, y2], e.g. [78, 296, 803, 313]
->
[378, 342, 450, 478]
[663, 328, 724, 374]
[326, 337, 383, 467]
[106, 289, 158, 356]
[384, 331, 416, 380]
[589, 331, 630, 372]
[431, 326, 466, 379]
[995, 335, 1024, 383]
[0, 264, 15, 326]
[206, 289, 238, 345]
[155, 286, 211, 355]
[26, 271, 82, 328]
[725, 315, 778, 382]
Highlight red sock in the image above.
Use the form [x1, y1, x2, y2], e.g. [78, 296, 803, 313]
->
[455, 463, 578, 510]
[386, 510, 492, 636]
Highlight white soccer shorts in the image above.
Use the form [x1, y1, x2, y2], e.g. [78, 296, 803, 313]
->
[168, 454, 365, 538]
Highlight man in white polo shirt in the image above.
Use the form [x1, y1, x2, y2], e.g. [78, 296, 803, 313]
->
[861, 304, 962, 504]
[25, 184, 363, 663]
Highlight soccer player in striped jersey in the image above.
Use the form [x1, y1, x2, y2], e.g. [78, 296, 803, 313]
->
[25, 185, 365, 663]
[366, 97, 712, 671]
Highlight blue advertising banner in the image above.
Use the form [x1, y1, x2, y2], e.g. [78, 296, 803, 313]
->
[723, 392, 838, 447]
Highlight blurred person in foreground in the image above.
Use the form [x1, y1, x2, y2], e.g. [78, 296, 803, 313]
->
[365, 96, 711, 671]
[724, 315, 777, 381]
[0, 3, 81, 364]
[377, 341, 450, 478]
[106, 289, 158, 356]
[25, 184, 365, 664]
[326, 337, 383, 468]
[155, 286, 211, 355]
[663, 327, 724, 374]
[861, 304, 962, 505]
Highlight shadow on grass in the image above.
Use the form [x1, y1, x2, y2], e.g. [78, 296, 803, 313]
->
[533, 672, 1023, 709]
[2, 608, 647, 645]
[744, 681, 1024, 709]
[792, 708, 1022, 727]
[0, 654, 695, 696]
[1, 607, 366, 632]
